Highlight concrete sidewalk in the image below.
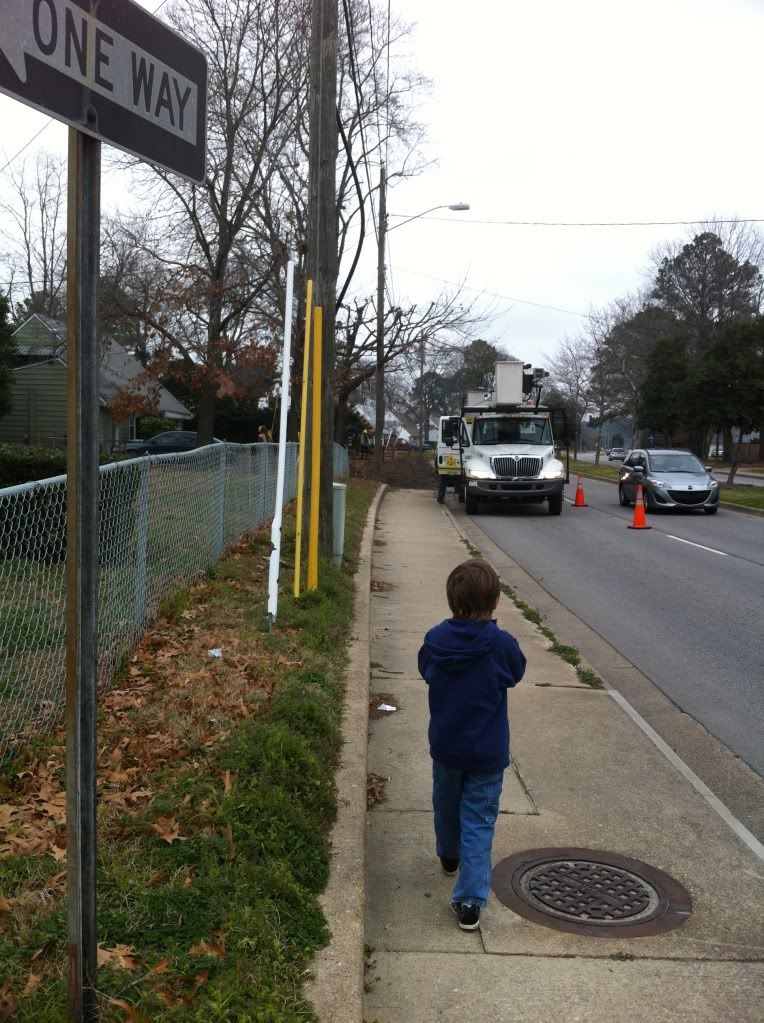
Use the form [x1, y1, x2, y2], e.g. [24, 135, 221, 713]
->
[364, 489, 764, 1023]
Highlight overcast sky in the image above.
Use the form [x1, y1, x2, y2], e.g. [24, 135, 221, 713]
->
[1, 0, 763, 369]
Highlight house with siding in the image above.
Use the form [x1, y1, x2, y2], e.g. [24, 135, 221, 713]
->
[0, 314, 191, 451]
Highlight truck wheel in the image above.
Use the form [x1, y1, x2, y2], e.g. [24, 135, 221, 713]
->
[548, 493, 563, 516]
[465, 491, 479, 515]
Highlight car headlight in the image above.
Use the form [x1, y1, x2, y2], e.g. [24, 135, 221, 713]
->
[647, 477, 668, 487]
[709, 480, 719, 488]
[540, 461, 565, 480]
[466, 465, 494, 480]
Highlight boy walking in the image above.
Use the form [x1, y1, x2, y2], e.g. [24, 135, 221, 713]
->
[418, 560, 526, 930]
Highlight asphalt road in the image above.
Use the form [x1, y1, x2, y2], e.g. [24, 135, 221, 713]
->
[461, 477, 764, 777]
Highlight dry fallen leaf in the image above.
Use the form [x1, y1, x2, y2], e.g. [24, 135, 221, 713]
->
[150, 958, 170, 975]
[0, 981, 16, 1023]
[21, 973, 42, 998]
[106, 996, 137, 1021]
[189, 939, 225, 958]
[223, 769, 231, 795]
[0, 895, 12, 914]
[224, 821, 235, 862]
[151, 816, 182, 844]
[97, 944, 138, 971]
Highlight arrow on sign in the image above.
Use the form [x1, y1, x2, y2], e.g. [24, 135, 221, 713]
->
[0, 10, 29, 84]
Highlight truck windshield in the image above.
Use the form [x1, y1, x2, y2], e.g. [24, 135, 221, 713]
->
[472, 417, 551, 445]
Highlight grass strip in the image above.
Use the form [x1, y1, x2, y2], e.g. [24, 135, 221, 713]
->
[458, 535, 604, 689]
[0, 479, 378, 1022]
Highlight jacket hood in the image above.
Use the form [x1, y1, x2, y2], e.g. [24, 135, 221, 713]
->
[424, 618, 496, 667]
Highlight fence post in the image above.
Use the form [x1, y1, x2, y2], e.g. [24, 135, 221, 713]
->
[133, 459, 150, 632]
[215, 445, 227, 560]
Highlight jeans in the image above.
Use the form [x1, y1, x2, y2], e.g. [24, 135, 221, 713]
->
[437, 475, 448, 503]
[432, 760, 504, 907]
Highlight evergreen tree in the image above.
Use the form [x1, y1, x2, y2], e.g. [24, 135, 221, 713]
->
[0, 295, 17, 420]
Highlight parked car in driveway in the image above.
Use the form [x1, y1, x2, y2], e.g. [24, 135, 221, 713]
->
[124, 431, 222, 455]
[618, 449, 720, 514]
[607, 446, 627, 461]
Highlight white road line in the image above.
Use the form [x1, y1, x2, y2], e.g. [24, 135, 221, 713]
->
[563, 497, 574, 504]
[667, 534, 727, 557]
[609, 690, 764, 863]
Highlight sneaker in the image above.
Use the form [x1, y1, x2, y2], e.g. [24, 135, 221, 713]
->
[451, 901, 480, 931]
[439, 856, 459, 876]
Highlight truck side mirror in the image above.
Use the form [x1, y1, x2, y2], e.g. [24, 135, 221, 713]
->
[441, 418, 459, 446]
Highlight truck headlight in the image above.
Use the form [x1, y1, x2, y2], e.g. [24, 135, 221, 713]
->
[466, 466, 494, 480]
[540, 462, 565, 480]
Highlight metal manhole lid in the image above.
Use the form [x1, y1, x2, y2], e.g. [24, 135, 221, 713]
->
[493, 848, 692, 938]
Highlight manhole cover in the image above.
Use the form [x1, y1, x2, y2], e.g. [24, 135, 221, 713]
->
[493, 848, 691, 937]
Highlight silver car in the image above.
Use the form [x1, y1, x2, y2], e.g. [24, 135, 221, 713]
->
[618, 449, 720, 515]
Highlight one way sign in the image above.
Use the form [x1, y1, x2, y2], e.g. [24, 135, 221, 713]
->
[0, 0, 207, 182]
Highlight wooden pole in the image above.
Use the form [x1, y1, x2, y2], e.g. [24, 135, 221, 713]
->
[307, 305, 322, 590]
[293, 279, 313, 596]
[373, 164, 386, 478]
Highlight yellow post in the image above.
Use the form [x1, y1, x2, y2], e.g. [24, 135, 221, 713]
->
[307, 305, 322, 591]
[293, 280, 313, 596]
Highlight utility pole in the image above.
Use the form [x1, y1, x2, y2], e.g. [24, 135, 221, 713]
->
[306, 0, 338, 559]
[418, 336, 425, 450]
[373, 163, 386, 478]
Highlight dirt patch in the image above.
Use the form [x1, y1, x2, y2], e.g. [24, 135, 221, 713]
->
[369, 692, 399, 719]
[367, 772, 388, 810]
[371, 579, 395, 593]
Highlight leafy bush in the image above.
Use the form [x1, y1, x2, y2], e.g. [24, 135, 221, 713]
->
[0, 444, 67, 488]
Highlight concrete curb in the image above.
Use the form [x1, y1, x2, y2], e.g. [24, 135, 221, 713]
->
[572, 468, 764, 517]
[306, 483, 387, 1023]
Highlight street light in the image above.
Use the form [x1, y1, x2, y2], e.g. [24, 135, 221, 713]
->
[388, 202, 470, 232]
[373, 167, 470, 477]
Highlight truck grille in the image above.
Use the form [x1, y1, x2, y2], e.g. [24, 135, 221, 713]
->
[492, 456, 542, 479]
[668, 490, 710, 506]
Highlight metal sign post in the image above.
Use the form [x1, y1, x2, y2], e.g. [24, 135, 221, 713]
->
[65, 126, 100, 1023]
[1, 3, 207, 1018]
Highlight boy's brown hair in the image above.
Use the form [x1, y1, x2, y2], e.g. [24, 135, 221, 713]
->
[446, 559, 500, 620]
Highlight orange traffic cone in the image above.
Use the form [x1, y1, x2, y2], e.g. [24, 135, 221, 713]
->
[572, 474, 588, 507]
[628, 483, 652, 530]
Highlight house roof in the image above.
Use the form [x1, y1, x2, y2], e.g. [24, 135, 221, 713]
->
[12, 314, 191, 420]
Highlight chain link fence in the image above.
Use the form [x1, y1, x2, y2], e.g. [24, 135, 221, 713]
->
[0, 441, 349, 762]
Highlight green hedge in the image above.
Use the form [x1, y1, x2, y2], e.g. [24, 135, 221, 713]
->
[0, 444, 68, 488]
[0, 444, 133, 489]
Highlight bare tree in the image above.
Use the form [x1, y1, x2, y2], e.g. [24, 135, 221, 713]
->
[1, 152, 67, 322]
[103, 0, 308, 443]
[333, 286, 489, 442]
[549, 334, 592, 457]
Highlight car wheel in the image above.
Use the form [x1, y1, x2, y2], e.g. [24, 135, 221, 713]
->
[465, 492, 479, 515]
[704, 505, 718, 515]
[548, 493, 563, 516]
[618, 484, 631, 507]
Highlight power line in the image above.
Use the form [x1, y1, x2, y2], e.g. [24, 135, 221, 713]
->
[387, 214, 764, 229]
[0, 123, 53, 176]
[391, 264, 588, 317]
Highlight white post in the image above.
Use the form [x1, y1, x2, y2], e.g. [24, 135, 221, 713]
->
[268, 257, 295, 623]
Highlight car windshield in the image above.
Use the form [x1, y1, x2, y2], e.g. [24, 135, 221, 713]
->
[649, 453, 705, 473]
[472, 417, 551, 446]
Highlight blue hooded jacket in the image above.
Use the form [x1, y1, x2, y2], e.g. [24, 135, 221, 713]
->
[418, 619, 526, 773]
